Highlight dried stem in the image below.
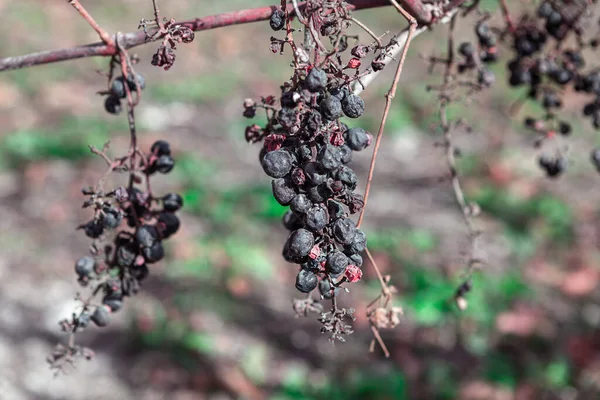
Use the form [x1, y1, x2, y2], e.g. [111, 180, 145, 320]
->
[67, 0, 115, 47]
[0, 0, 463, 72]
[357, 1, 417, 228]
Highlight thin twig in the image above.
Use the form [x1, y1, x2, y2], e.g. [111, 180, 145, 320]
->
[370, 325, 391, 357]
[351, 17, 383, 47]
[67, 0, 115, 47]
[357, 0, 417, 228]
[0, 0, 465, 72]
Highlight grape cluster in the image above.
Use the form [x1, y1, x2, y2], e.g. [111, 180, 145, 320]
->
[245, 67, 372, 299]
[72, 140, 182, 329]
[493, 1, 600, 177]
[104, 73, 146, 115]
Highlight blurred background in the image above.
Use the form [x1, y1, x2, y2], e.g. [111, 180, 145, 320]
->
[1, 1, 600, 399]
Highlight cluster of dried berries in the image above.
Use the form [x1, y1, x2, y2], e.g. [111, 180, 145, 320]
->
[495, 1, 600, 177]
[104, 73, 146, 115]
[49, 140, 182, 370]
[456, 20, 498, 87]
[245, 66, 370, 297]
[243, 6, 385, 339]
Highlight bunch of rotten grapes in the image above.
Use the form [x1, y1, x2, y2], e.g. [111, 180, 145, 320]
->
[244, 64, 372, 301]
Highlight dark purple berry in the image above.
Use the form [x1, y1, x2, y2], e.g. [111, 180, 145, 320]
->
[283, 210, 303, 231]
[117, 243, 137, 267]
[344, 229, 367, 254]
[261, 149, 293, 178]
[142, 241, 165, 263]
[75, 256, 95, 278]
[339, 144, 353, 164]
[341, 94, 365, 118]
[270, 9, 285, 31]
[151, 140, 171, 156]
[156, 155, 175, 174]
[126, 73, 146, 91]
[304, 205, 328, 232]
[111, 77, 126, 98]
[304, 162, 327, 185]
[295, 269, 318, 293]
[330, 86, 349, 101]
[157, 212, 180, 238]
[277, 107, 298, 129]
[290, 194, 312, 215]
[302, 259, 321, 271]
[326, 250, 348, 276]
[348, 253, 363, 267]
[558, 122, 571, 136]
[163, 192, 183, 212]
[478, 69, 495, 87]
[285, 229, 315, 260]
[305, 68, 328, 92]
[272, 177, 297, 206]
[130, 264, 149, 281]
[347, 127, 370, 151]
[320, 94, 343, 120]
[136, 225, 158, 248]
[335, 165, 358, 190]
[91, 306, 111, 327]
[319, 279, 339, 299]
[458, 42, 475, 58]
[332, 218, 356, 245]
[538, 1, 553, 18]
[317, 144, 342, 171]
[77, 313, 91, 328]
[104, 95, 122, 115]
[102, 297, 123, 313]
[84, 220, 104, 239]
[102, 207, 122, 229]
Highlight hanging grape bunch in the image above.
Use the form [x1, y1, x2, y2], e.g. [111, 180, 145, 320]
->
[51, 138, 183, 369]
[243, 6, 379, 315]
[491, 1, 600, 178]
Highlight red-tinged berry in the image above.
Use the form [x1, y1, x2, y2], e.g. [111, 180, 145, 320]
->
[347, 58, 361, 69]
[344, 265, 363, 283]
